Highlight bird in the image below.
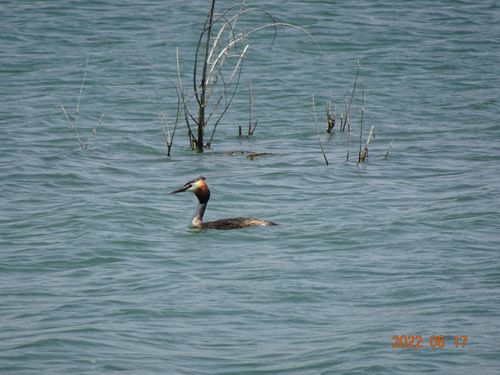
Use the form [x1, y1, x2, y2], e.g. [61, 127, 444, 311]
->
[170, 176, 277, 230]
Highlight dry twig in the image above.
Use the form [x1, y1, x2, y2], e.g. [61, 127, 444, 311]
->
[359, 125, 374, 163]
[61, 60, 104, 150]
[384, 140, 393, 161]
[312, 96, 329, 166]
[326, 101, 335, 133]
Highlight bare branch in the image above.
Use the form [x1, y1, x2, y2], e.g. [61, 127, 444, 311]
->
[359, 125, 374, 163]
[312, 96, 329, 166]
[206, 49, 246, 147]
[75, 58, 89, 128]
[358, 89, 365, 162]
[384, 140, 393, 161]
[344, 60, 360, 129]
[326, 101, 335, 133]
[176, 48, 197, 147]
[205, 44, 248, 130]
[61, 59, 106, 152]
[248, 79, 253, 135]
[61, 104, 86, 150]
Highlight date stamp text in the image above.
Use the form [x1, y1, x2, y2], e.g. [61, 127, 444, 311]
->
[392, 335, 468, 349]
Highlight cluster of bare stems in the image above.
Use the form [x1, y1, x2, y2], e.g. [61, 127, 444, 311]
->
[153, 86, 181, 157]
[168, 0, 317, 154]
[238, 80, 258, 137]
[314, 61, 393, 166]
[61, 60, 104, 151]
[63, 1, 319, 157]
[62, 2, 395, 164]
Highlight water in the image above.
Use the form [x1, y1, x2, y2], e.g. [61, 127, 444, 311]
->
[1, 0, 500, 373]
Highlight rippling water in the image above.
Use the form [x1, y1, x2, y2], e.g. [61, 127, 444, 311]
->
[1, 0, 500, 373]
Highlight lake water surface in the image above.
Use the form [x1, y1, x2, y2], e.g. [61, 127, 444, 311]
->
[1, 0, 500, 373]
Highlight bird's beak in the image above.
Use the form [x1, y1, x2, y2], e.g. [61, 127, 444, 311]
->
[170, 184, 190, 194]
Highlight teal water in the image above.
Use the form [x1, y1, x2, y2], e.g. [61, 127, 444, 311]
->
[1, 0, 500, 373]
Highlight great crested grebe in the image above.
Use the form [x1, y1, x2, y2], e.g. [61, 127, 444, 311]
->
[170, 176, 277, 230]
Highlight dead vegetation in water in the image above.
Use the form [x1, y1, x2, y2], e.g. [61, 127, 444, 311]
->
[359, 126, 374, 163]
[312, 61, 394, 166]
[61, 59, 104, 151]
[384, 140, 393, 161]
[326, 101, 336, 133]
[356, 89, 366, 163]
[171, 0, 319, 154]
[59, 5, 396, 166]
[312, 96, 329, 165]
[239, 80, 258, 137]
[226, 150, 274, 160]
[153, 87, 181, 157]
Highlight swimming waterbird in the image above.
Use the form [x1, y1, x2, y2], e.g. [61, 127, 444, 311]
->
[170, 176, 277, 230]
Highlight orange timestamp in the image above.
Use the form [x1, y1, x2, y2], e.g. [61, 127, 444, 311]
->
[392, 335, 468, 349]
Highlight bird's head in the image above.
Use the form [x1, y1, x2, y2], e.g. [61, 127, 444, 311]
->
[170, 176, 210, 204]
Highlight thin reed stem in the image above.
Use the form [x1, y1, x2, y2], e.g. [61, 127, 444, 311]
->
[248, 80, 253, 135]
[384, 140, 393, 161]
[359, 125, 374, 163]
[326, 101, 335, 133]
[61, 60, 104, 151]
[312, 96, 329, 166]
[358, 89, 365, 163]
